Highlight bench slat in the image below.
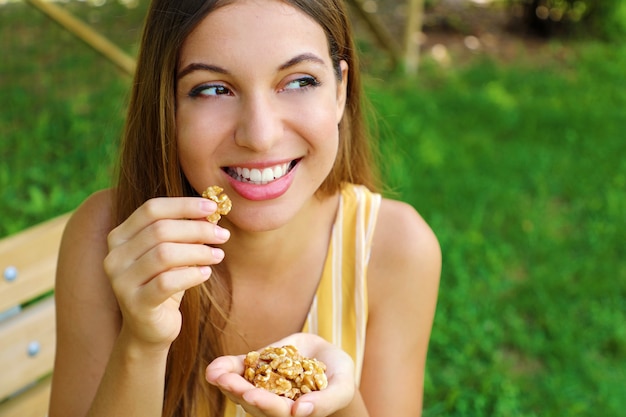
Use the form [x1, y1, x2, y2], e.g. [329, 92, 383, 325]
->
[0, 296, 56, 401]
[0, 213, 70, 313]
[0, 375, 51, 417]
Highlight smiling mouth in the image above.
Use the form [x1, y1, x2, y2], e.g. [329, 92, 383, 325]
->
[224, 159, 299, 184]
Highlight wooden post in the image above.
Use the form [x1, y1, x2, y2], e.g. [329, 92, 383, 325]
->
[403, 0, 425, 75]
[347, 0, 403, 68]
[24, 0, 136, 76]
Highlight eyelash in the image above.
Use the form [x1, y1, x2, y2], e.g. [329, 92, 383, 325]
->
[188, 84, 231, 98]
[284, 76, 321, 91]
[187, 76, 321, 98]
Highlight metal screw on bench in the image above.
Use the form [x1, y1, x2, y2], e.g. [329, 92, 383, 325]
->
[4, 266, 18, 282]
[27, 341, 41, 357]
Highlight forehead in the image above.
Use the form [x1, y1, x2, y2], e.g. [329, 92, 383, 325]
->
[179, 0, 331, 68]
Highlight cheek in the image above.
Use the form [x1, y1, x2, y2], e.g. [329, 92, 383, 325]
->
[293, 104, 340, 173]
[311, 104, 341, 153]
[176, 106, 228, 184]
[292, 93, 341, 141]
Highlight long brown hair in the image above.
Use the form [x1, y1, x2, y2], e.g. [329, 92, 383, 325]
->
[113, 0, 380, 415]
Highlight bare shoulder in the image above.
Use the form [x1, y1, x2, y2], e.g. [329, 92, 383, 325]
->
[360, 198, 441, 414]
[57, 188, 117, 309]
[369, 198, 441, 301]
[62, 188, 115, 245]
[57, 187, 117, 308]
[366, 198, 441, 337]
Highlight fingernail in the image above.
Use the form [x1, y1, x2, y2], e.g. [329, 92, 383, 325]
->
[200, 200, 217, 213]
[212, 247, 225, 260]
[215, 226, 230, 240]
[199, 266, 212, 277]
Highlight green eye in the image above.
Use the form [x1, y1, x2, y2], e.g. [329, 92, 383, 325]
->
[189, 84, 231, 97]
[285, 76, 321, 90]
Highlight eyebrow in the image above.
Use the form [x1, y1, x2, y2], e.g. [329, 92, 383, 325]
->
[177, 53, 327, 80]
[278, 52, 326, 71]
[177, 63, 229, 79]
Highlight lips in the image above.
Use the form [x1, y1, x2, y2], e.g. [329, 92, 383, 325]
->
[222, 159, 300, 201]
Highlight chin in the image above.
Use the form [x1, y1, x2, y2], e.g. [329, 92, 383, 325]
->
[226, 205, 298, 233]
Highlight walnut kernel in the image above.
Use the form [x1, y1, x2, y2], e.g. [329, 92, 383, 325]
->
[243, 345, 328, 400]
[201, 185, 232, 223]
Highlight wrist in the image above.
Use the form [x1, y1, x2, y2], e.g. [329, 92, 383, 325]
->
[116, 324, 173, 363]
[328, 387, 368, 417]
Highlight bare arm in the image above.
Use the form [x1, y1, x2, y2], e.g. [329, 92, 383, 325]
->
[49, 190, 126, 416]
[360, 199, 441, 417]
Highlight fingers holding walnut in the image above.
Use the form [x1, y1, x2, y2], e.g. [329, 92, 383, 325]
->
[202, 185, 232, 223]
[244, 345, 328, 400]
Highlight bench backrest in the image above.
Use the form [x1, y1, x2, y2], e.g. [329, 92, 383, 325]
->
[0, 213, 70, 417]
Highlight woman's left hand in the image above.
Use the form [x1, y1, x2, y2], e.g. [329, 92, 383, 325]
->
[206, 333, 355, 417]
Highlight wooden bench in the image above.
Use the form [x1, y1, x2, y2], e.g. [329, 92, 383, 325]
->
[0, 213, 70, 417]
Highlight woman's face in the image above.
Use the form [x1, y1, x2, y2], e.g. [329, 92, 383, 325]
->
[176, 0, 348, 231]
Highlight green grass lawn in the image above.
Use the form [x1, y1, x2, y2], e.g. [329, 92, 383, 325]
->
[1, 1, 624, 416]
[368, 46, 626, 416]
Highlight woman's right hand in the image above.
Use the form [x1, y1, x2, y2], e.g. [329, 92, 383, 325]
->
[103, 197, 230, 350]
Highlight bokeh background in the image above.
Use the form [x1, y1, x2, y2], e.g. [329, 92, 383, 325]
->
[1, 0, 624, 415]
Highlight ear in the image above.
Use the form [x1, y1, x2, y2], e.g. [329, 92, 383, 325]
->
[336, 60, 349, 123]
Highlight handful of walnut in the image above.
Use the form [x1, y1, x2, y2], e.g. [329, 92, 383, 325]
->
[202, 185, 232, 223]
[244, 345, 328, 400]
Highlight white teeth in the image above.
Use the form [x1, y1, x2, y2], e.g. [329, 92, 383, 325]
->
[249, 169, 262, 182]
[273, 165, 284, 178]
[230, 162, 291, 184]
[261, 168, 274, 182]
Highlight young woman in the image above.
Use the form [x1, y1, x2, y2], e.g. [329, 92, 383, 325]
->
[48, 0, 441, 416]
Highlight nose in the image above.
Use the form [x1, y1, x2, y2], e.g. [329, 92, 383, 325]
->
[234, 93, 283, 152]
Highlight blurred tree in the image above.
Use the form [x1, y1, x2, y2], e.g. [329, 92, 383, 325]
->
[403, 0, 425, 75]
[348, 0, 403, 67]
[347, 0, 428, 74]
[508, 0, 626, 40]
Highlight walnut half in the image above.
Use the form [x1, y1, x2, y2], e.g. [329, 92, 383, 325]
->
[243, 345, 328, 400]
[201, 185, 232, 223]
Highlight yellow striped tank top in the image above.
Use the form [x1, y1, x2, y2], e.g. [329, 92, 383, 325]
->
[225, 183, 381, 417]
